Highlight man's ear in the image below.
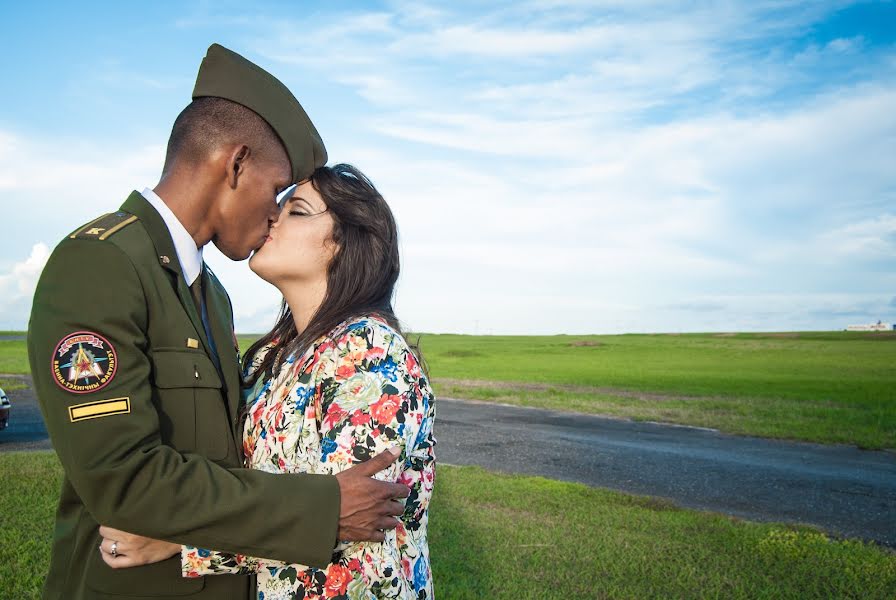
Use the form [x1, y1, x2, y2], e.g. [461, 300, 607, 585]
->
[226, 144, 251, 189]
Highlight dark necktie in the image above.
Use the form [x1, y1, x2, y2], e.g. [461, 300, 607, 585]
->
[189, 269, 221, 371]
[189, 274, 204, 316]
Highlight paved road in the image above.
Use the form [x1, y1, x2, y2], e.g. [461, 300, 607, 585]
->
[3, 377, 894, 546]
[0, 375, 52, 451]
[436, 397, 896, 547]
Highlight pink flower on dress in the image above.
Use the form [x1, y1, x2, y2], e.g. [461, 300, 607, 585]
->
[336, 363, 356, 379]
[324, 563, 352, 597]
[323, 405, 348, 429]
[350, 411, 371, 426]
[405, 352, 420, 376]
[371, 394, 401, 424]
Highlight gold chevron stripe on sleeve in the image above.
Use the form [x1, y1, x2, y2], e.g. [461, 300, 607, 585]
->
[69, 397, 131, 422]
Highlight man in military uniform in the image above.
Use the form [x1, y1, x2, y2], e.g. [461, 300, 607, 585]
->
[27, 44, 408, 600]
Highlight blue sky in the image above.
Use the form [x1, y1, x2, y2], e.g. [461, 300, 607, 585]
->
[1, 0, 894, 333]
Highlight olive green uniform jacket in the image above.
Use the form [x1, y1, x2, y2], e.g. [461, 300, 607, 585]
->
[28, 191, 340, 600]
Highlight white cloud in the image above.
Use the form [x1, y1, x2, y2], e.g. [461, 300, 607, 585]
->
[816, 214, 896, 260]
[394, 23, 615, 58]
[0, 243, 50, 329]
[11, 243, 50, 294]
[0, 130, 165, 239]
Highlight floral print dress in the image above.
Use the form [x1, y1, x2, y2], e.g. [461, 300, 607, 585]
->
[181, 315, 436, 600]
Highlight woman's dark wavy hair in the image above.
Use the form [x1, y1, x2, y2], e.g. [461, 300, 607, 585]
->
[243, 163, 419, 387]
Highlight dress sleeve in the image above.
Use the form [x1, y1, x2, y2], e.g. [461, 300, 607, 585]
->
[316, 321, 432, 483]
[181, 546, 264, 577]
[318, 320, 436, 593]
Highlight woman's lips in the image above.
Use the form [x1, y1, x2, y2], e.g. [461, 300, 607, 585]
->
[253, 235, 272, 253]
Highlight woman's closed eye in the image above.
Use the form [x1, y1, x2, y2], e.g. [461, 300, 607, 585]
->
[289, 205, 329, 218]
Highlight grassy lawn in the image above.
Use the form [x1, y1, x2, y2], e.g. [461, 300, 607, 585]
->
[0, 378, 27, 391]
[0, 338, 28, 375]
[422, 331, 896, 448]
[2, 452, 894, 599]
[414, 331, 895, 402]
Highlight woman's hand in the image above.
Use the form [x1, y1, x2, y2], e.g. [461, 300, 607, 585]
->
[98, 526, 180, 569]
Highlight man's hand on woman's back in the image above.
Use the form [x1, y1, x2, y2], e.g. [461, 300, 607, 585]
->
[334, 447, 410, 542]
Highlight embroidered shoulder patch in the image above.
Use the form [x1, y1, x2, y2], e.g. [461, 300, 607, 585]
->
[69, 211, 138, 240]
[69, 397, 130, 422]
[52, 331, 118, 394]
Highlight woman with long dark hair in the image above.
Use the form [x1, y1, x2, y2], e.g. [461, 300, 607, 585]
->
[102, 164, 436, 599]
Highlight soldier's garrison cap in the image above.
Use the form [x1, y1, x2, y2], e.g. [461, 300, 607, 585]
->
[192, 43, 327, 183]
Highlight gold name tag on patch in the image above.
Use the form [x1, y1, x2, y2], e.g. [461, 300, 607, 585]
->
[186, 338, 199, 349]
[69, 397, 131, 422]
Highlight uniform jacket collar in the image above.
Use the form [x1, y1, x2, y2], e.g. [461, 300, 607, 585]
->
[121, 191, 184, 279]
[140, 187, 203, 285]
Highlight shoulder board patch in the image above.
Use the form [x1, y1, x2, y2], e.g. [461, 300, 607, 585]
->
[70, 211, 139, 240]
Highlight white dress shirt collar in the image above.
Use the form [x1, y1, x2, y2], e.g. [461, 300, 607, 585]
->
[141, 187, 203, 285]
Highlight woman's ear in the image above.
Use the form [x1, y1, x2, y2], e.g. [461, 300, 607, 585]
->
[324, 221, 341, 257]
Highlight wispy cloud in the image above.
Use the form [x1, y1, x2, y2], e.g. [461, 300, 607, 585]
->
[0, 243, 50, 329]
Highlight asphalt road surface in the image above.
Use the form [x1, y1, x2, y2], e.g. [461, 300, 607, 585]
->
[3, 377, 893, 546]
[0, 375, 52, 451]
[436, 397, 896, 547]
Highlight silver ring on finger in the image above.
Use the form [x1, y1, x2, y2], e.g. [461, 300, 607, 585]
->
[110, 541, 118, 558]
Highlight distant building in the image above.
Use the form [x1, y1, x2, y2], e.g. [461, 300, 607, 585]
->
[846, 320, 894, 331]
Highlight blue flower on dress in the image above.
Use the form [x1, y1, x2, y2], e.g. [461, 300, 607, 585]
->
[294, 385, 314, 412]
[345, 319, 369, 332]
[371, 356, 399, 382]
[413, 556, 428, 592]
[321, 437, 337, 461]
[198, 548, 211, 558]
[414, 408, 432, 448]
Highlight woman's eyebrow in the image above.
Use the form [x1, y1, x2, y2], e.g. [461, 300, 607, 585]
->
[289, 195, 322, 211]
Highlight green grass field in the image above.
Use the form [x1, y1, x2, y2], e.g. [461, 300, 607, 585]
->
[258, 330, 894, 448]
[4, 330, 894, 447]
[2, 452, 894, 599]
[0, 337, 27, 377]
